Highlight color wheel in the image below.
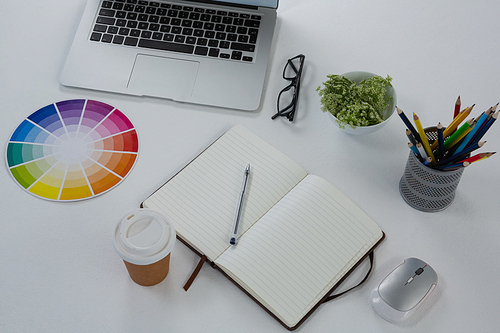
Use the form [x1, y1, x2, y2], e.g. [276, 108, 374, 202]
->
[6, 99, 139, 201]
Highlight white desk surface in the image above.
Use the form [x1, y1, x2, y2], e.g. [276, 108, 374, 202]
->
[1, 0, 499, 332]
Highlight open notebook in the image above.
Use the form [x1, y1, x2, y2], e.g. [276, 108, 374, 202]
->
[142, 125, 384, 330]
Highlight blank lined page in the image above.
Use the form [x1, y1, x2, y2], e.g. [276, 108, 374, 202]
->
[143, 125, 307, 261]
[215, 175, 383, 327]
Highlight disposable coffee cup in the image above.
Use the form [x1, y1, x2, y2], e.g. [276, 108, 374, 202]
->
[113, 208, 176, 286]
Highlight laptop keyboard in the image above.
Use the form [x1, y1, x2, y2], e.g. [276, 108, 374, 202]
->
[90, 0, 261, 62]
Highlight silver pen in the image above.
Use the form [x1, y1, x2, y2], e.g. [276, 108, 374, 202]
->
[230, 164, 250, 245]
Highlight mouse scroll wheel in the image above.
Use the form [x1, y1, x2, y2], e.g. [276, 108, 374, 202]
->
[415, 267, 424, 275]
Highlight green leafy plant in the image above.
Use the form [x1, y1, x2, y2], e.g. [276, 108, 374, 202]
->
[317, 74, 393, 129]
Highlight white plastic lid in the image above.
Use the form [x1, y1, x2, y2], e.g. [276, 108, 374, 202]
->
[113, 209, 176, 265]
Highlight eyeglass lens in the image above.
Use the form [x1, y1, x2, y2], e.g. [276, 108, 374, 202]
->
[283, 56, 303, 80]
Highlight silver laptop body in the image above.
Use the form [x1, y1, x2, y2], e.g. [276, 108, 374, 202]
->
[61, 0, 278, 111]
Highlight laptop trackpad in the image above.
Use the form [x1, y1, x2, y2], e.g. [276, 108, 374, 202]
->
[128, 54, 199, 99]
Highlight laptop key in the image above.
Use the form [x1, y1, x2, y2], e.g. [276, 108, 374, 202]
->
[163, 33, 174, 41]
[167, 10, 178, 17]
[124, 36, 139, 46]
[99, 9, 116, 17]
[135, 5, 146, 13]
[230, 42, 255, 52]
[196, 38, 208, 46]
[126, 12, 137, 19]
[248, 28, 258, 43]
[94, 24, 108, 32]
[116, 19, 127, 27]
[102, 34, 113, 43]
[238, 35, 249, 43]
[138, 39, 194, 54]
[231, 50, 242, 60]
[113, 35, 125, 44]
[90, 32, 102, 41]
[244, 19, 260, 28]
[209, 48, 220, 57]
[127, 21, 138, 28]
[194, 46, 208, 56]
[160, 17, 170, 24]
[96, 16, 115, 25]
[119, 27, 130, 35]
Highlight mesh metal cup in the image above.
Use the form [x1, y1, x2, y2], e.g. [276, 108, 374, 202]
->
[399, 128, 465, 212]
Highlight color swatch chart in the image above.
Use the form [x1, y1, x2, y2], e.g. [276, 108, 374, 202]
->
[6, 99, 139, 201]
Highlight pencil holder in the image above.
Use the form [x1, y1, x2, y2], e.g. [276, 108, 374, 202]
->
[399, 128, 465, 212]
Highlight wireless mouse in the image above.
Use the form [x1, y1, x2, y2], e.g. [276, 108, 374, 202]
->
[370, 258, 438, 323]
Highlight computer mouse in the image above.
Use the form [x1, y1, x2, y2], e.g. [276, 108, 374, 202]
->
[370, 258, 438, 323]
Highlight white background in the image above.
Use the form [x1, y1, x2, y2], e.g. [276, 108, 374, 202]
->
[1, 0, 499, 332]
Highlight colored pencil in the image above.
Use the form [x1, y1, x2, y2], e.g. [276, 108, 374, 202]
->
[413, 113, 435, 162]
[416, 142, 427, 160]
[452, 104, 474, 131]
[454, 108, 491, 154]
[406, 129, 417, 145]
[449, 121, 475, 148]
[454, 96, 461, 118]
[437, 141, 485, 166]
[423, 157, 432, 166]
[458, 152, 496, 164]
[442, 118, 474, 150]
[398, 107, 421, 142]
[469, 111, 498, 145]
[408, 142, 420, 156]
[434, 161, 470, 170]
[431, 105, 474, 150]
[436, 122, 444, 161]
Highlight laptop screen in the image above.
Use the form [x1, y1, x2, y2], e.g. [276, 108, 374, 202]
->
[209, 0, 279, 9]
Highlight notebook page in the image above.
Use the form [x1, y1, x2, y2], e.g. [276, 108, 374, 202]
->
[143, 125, 307, 261]
[215, 175, 383, 327]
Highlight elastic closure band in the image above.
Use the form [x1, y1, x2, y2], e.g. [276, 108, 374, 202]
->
[183, 255, 207, 291]
[323, 252, 374, 302]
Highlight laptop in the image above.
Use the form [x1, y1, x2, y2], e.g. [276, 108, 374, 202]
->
[61, 0, 278, 111]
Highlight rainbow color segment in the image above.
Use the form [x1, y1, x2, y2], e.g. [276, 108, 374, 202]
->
[6, 99, 139, 201]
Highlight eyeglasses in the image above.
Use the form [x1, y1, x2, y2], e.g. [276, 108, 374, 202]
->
[272, 54, 306, 122]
